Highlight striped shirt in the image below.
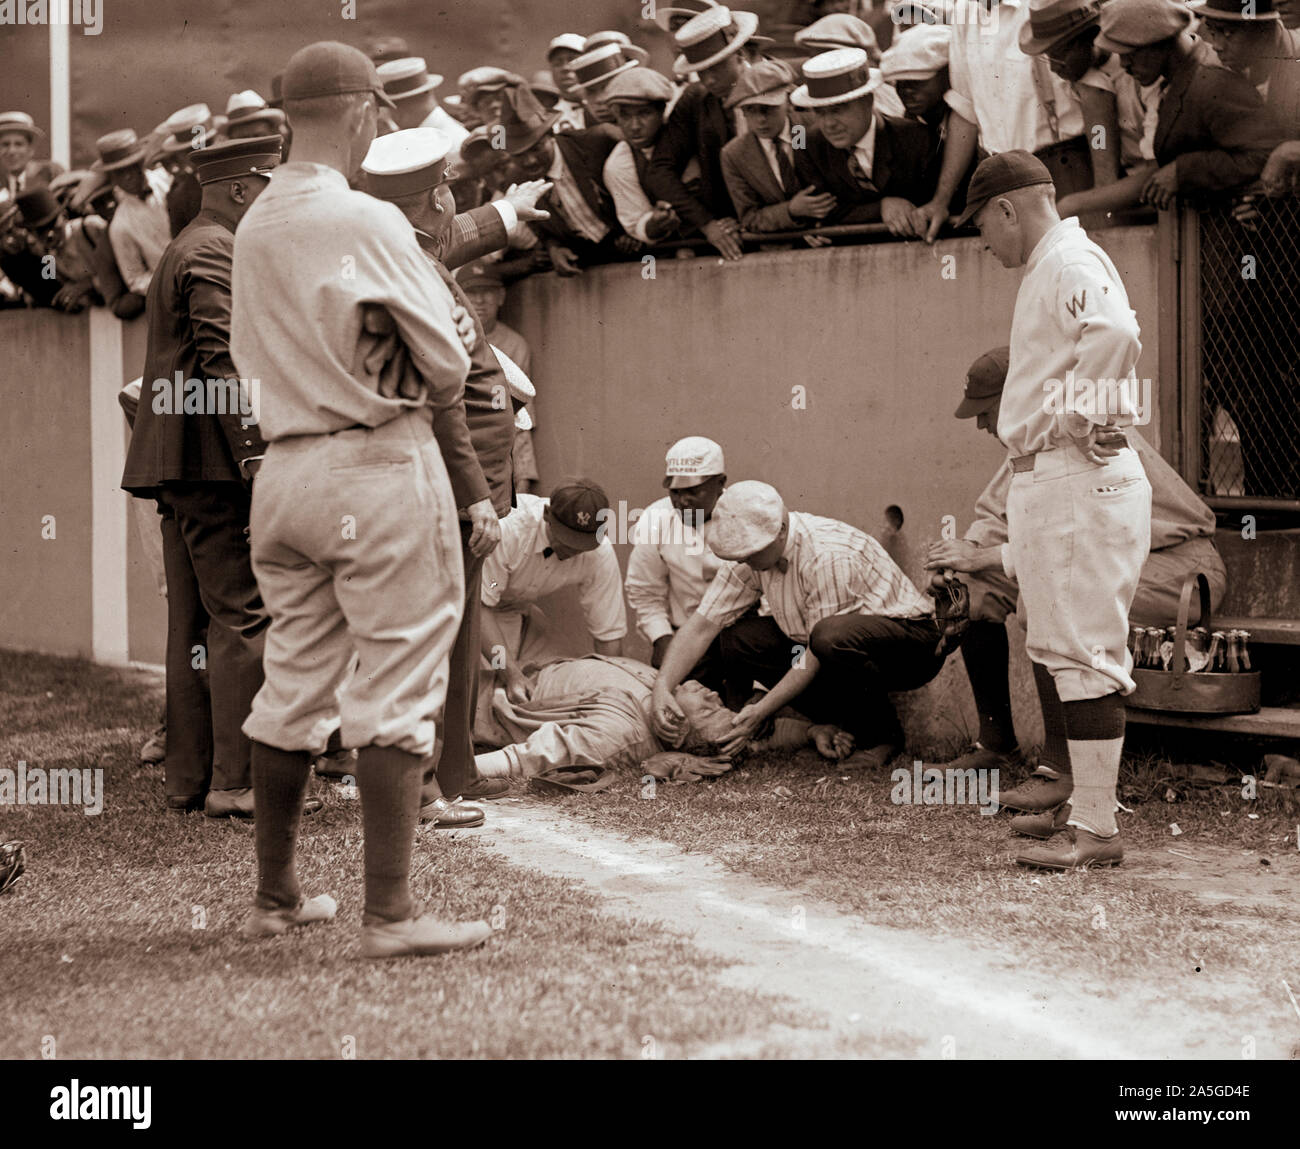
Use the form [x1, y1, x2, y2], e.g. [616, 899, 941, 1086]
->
[697, 511, 933, 644]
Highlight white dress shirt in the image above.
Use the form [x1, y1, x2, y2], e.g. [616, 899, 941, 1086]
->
[107, 166, 172, 295]
[602, 139, 658, 244]
[482, 493, 627, 642]
[420, 104, 470, 148]
[945, 0, 1083, 154]
[624, 496, 725, 643]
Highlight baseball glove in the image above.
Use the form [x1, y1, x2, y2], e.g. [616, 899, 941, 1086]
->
[930, 571, 970, 659]
[0, 840, 26, 895]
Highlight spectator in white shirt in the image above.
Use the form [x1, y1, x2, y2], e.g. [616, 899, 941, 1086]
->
[378, 57, 470, 147]
[602, 68, 683, 244]
[625, 437, 729, 670]
[93, 129, 172, 299]
[480, 481, 627, 706]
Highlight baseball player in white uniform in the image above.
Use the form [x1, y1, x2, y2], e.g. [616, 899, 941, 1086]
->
[926, 151, 1152, 870]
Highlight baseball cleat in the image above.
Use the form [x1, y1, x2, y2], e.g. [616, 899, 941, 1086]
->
[1015, 827, 1123, 870]
[361, 911, 492, 959]
[999, 772, 1073, 812]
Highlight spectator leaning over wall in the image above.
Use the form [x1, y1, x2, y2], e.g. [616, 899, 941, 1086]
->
[1194, 0, 1300, 140]
[93, 129, 172, 309]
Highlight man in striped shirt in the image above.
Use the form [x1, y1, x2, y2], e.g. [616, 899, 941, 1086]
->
[649, 480, 944, 769]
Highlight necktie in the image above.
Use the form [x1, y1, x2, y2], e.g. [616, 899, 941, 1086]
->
[847, 153, 875, 192]
[776, 140, 796, 195]
[543, 547, 555, 559]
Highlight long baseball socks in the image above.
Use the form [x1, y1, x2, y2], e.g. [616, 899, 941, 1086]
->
[251, 741, 314, 909]
[1031, 661, 1071, 779]
[959, 621, 1018, 755]
[1061, 694, 1125, 837]
[356, 745, 423, 925]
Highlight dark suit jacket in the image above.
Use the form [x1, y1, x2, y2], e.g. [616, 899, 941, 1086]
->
[645, 82, 739, 230]
[416, 235, 517, 519]
[793, 115, 937, 226]
[441, 202, 510, 271]
[122, 211, 264, 493]
[530, 125, 625, 251]
[720, 131, 800, 233]
[1156, 40, 1282, 195]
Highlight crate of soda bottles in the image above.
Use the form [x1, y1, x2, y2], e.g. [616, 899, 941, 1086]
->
[1127, 573, 1261, 714]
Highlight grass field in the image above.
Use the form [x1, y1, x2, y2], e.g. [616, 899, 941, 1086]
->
[0, 650, 803, 1060]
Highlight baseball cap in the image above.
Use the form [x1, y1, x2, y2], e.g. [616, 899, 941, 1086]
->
[282, 41, 396, 109]
[954, 346, 1010, 418]
[545, 478, 611, 553]
[663, 436, 726, 489]
[456, 259, 504, 289]
[955, 149, 1055, 227]
[708, 480, 785, 561]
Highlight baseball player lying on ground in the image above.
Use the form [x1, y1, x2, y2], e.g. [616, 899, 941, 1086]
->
[473, 654, 855, 781]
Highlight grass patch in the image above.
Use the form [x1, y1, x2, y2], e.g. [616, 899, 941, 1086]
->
[0, 650, 806, 1060]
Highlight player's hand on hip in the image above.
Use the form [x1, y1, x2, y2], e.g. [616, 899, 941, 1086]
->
[466, 499, 501, 558]
[1070, 423, 1120, 466]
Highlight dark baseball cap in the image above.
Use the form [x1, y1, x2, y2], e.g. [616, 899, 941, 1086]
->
[545, 478, 610, 553]
[282, 41, 396, 109]
[956, 149, 1054, 227]
[954, 346, 1010, 418]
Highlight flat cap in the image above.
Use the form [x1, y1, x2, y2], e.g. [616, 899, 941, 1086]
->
[191, 135, 282, 184]
[603, 67, 677, 105]
[709, 480, 785, 560]
[955, 149, 1054, 227]
[361, 127, 455, 198]
[1095, 0, 1194, 53]
[725, 58, 798, 109]
[879, 24, 951, 83]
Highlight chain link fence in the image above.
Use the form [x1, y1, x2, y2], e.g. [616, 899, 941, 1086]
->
[1195, 194, 1300, 504]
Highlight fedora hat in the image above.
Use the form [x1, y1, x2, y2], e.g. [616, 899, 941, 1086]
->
[791, 48, 882, 107]
[498, 84, 561, 154]
[225, 90, 286, 132]
[92, 129, 149, 171]
[377, 57, 445, 101]
[1019, 0, 1104, 54]
[583, 30, 651, 65]
[14, 186, 62, 229]
[0, 111, 44, 141]
[570, 44, 641, 91]
[673, 6, 760, 76]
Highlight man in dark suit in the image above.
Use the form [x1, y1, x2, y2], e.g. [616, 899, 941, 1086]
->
[1096, 0, 1282, 210]
[721, 59, 837, 235]
[121, 137, 284, 819]
[645, 6, 762, 261]
[362, 126, 554, 820]
[790, 47, 938, 235]
[499, 84, 631, 274]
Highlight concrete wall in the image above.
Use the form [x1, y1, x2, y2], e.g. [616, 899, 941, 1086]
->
[507, 226, 1162, 752]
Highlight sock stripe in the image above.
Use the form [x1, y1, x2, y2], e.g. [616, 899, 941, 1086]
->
[1062, 694, 1125, 741]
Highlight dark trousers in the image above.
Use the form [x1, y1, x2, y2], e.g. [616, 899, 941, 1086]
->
[156, 482, 268, 800]
[717, 613, 945, 748]
[424, 524, 485, 802]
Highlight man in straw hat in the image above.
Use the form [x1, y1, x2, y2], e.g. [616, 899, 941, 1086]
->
[544, 33, 590, 129]
[225, 90, 289, 142]
[568, 41, 644, 127]
[0, 111, 64, 205]
[650, 480, 945, 770]
[927, 150, 1152, 869]
[378, 56, 470, 146]
[230, 42, 492, 958]
[93, 128, 173, 298]
[121, 137, 290, 822]
[646, 6, 761, 261]
[790, 47, 937, 235]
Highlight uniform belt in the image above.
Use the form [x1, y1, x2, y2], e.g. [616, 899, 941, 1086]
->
[1011, 453, 1037, 473]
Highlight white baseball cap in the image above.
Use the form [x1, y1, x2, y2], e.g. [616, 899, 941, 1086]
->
[708, 480, 785, 560]
[663, 436, 726, 489]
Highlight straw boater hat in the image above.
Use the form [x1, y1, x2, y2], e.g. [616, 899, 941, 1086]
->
[672, 6, 760, 76]
[1019, 0, 1104, 55]
[152, 103, 222, 155]
[225, 90, 286, 132]
[0, 111, 43, 140]
[1190, 0, 1280, 21]
[92, 128, 150, 171]
[791, 48, 882, 108]
[583, 30, 651, 65]
[570, 44, 641, 91]
[377, 57, 445, 101]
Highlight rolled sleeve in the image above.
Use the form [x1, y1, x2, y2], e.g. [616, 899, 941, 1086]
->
[697, 562, 761, 628]
[625, 539, 675, 644]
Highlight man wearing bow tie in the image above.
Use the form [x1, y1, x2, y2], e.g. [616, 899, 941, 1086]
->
[649, 481, 944, 770]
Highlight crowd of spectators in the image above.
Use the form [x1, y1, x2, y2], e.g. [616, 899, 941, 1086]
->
[1, 0, 1297, 304]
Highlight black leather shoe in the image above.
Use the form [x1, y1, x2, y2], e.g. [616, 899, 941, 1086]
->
[458, 777, 511, 800]
[419, 797, 485, 829]
[999, 772, 1073, 813]
[1009, 802, 1070, 839]
[166, 794, 204, 813]
[1015, 827, 1123, 870]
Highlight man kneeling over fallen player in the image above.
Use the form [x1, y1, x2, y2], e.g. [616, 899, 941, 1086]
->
[650, 480, 946, 766]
